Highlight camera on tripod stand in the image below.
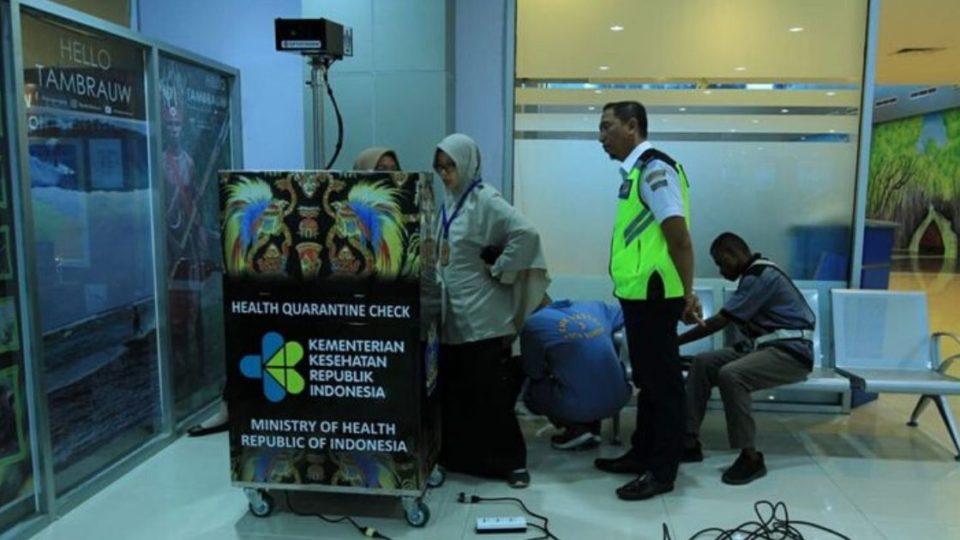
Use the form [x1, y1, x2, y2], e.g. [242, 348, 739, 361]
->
[275, 18, 353, 59]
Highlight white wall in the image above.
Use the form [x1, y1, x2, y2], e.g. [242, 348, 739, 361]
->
[137, 0, 305, 169]
[454, 0, 508, 194]
[302, 0, 454, 175]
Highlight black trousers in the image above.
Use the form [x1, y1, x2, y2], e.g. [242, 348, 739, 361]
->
[620, 297, 686, 483]
[439, 338, 526, 479]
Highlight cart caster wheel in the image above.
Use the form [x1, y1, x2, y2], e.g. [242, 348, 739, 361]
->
[405, 501, 430, 528]
[247, 490, 274, 518]
[427, 466, 446, 488]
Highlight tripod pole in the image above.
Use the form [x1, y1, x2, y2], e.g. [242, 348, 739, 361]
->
[308, 56, 326, 169]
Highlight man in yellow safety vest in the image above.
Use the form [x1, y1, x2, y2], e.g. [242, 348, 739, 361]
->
[593, 101, 702, 501]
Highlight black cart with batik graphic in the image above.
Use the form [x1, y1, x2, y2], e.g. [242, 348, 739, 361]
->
[218, 170, 443, 527]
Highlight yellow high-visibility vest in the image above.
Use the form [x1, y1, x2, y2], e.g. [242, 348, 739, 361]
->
[609, 149, 690, 300]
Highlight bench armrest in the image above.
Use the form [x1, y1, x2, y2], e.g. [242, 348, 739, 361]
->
[613, 330, 625, 348]
[931, 332, 960, 373]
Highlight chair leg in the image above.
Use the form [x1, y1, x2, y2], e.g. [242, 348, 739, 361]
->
[611, 412, 622, 446]
[931, 395, 960, 461]
[908, 395, 934, 427]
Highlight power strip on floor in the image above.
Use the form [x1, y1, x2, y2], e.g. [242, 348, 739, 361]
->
[476, 516, 527, 534]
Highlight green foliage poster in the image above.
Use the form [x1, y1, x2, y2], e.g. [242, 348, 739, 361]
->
[868, 108, 960, 253]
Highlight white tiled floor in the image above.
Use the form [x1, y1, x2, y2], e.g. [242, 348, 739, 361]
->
[29, 394, 960, 540]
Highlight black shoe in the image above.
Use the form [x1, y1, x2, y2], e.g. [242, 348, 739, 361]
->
[552, 431, 600, 451]
[507, 469, 530, 489]
[550, 430, 567, 445]
[722, 452, 766, 485]
[616, 472, 674, 501]
[681, 442, 704, 463]
[187, 422, 228, 437]
[594, 453, 646, 474]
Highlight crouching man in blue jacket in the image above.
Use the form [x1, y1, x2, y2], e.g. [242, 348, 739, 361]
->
[520, 298, 632, 450]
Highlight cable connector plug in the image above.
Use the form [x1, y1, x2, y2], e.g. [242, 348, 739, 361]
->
[457, 492, 482, 504]
[362, 526, 389, 539]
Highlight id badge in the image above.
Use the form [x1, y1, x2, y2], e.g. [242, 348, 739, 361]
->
[440, 239, 450, 266]
[618, 179, 632, 199]
[439, 277, 448, 325]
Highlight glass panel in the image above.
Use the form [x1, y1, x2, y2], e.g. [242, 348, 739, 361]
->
[21, 10, 159, 494]
[0, 2, 38, 530]
[157, 55, 230, 422]
[869, 0, 960, 375]
[514, 0, 868, 281]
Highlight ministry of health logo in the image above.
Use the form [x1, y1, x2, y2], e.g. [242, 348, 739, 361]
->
[240, 332, 305, 402]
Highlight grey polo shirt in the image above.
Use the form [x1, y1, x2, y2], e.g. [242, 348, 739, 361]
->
[721, 258, 816, 368]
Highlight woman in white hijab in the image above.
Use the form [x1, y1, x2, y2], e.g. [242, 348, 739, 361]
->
[434, 133, 549, 488]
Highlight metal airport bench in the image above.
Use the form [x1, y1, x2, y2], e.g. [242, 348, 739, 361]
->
[610, 285, 716, 444]
[747, 289, 850, 401]
[610, 286, 848, 443]
[831, 289, 960, 460]
[549, 277, 850, 444]
[547, 277, 960, 461]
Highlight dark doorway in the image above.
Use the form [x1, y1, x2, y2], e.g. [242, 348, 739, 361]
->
[918, 221, 945, 255]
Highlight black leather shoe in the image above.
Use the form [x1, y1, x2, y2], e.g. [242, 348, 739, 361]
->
[616, 472, 674, 500]
[594, 453, 646, 474]
[681, 442, 704, 463]
[187, 422, 228, 437]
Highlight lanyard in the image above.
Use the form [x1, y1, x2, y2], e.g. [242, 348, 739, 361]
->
[440, 178, 482, 239]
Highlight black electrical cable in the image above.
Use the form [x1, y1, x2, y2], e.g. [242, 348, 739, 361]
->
[283, 491, 394, 540]
[528, 522, 554, 540]
[320, 58, 345, 170]
[668, 500, 851, 540]
[460, 493, 561, 540]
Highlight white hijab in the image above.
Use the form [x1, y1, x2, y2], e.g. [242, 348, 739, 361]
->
[436, 133, 482, 204]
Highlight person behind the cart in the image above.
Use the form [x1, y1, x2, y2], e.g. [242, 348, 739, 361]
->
[520, 297, 631, 450]
[353, 147, 402, 171]
[433, 133, 550, 489]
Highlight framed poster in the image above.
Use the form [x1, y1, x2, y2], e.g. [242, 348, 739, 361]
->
[0, 365, 27, 467]
[0, 155, 7, 210]
[0, 226, 11, 280]
[0, 297, 19, 355]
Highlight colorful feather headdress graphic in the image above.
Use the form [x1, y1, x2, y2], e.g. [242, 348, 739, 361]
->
[222, 177, 288, 274]
[337, 182, 406, 277]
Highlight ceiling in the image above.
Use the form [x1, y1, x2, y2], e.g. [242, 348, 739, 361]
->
[516, 0, 960, 85]
[877, 0, 960, 84]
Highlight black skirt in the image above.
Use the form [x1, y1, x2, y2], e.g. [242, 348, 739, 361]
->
[439, 337, 526, 478]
